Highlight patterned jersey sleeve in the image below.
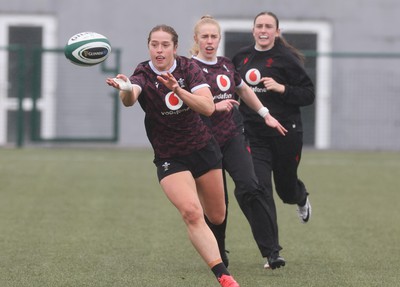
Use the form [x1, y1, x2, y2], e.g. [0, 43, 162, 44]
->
[129, 62, 148, 90]
[179, 57, 210, 92]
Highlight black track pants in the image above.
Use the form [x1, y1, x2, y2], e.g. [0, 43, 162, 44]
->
[249, 130, 308, 207]
[222, 134, 281, 258]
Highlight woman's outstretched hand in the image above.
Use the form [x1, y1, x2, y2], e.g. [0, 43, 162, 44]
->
[264, 114, 288, 136]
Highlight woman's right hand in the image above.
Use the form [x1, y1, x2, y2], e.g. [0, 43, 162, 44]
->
[264, 114, 288, 136]
[106, 74, 132, 91]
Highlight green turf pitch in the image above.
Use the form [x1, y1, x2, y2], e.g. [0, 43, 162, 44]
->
[0, 148, 399, 286]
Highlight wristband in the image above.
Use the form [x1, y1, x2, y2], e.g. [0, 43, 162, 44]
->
[257, 107, 269, 118]
[113, 77, 133, 92]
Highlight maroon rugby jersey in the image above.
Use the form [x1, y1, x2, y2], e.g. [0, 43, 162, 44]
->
[192, 56, 243, 147]
[129, 56, 213, 159]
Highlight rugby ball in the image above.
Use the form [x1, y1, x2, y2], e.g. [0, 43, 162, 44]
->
[64, 32, 111, 66]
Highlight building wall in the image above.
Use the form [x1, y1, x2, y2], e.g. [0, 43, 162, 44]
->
[0, 0, 399, 149]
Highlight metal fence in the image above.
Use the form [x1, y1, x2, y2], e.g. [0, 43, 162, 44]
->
[303, 51, 400, 150]
[0, 45, 121, 147]
[1, 47, 400, 150]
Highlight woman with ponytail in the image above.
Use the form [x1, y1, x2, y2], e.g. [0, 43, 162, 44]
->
[232, 11, 315, 268]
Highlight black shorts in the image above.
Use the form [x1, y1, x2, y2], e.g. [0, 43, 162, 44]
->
[155, 138, 222, 181]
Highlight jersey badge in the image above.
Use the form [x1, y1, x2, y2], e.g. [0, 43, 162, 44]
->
[216, 75, 231, 92]
[165, 91, 183, 111]
[162, 161, 171, 172]
[245, 68, 261, 85]
[266, 58, 274, 67]
[177, 78, 186, 88]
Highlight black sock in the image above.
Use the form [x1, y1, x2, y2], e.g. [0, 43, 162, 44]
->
[205, 215, 227, 256]
[206, 168, 229, 257]
[211, 262, 230, 279]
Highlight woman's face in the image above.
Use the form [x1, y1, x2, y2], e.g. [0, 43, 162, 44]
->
[252, 14, 280, 50]
[148, 30, 177, 71]
[195, 23, 220, 61]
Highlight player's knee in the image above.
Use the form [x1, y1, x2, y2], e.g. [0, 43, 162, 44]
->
[206, 209, 225, 225]
[180, 204, 204, 226]
[234, 184, 261, 204]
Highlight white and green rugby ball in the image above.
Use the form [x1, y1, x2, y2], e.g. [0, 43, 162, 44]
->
[64, 32, 111, 66]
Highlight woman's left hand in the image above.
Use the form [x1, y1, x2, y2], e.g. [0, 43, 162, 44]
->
[157, 72, 180, 92]
[261, 77, 285, 94]
[215, 99, 240, 113]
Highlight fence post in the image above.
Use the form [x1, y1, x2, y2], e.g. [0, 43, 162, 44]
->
[101, 48, 121, 142]
[13, 45, 26, 148]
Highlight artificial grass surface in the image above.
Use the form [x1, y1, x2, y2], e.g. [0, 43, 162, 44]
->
[0, 148, 399, 286]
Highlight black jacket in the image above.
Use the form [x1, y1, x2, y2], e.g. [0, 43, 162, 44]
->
[232, 42, 315, 136]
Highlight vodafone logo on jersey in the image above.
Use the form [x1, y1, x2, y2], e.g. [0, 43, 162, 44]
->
[245, 68, 261, 85]
[216, 75, 231, 92]
[165, 91, 183, 110]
